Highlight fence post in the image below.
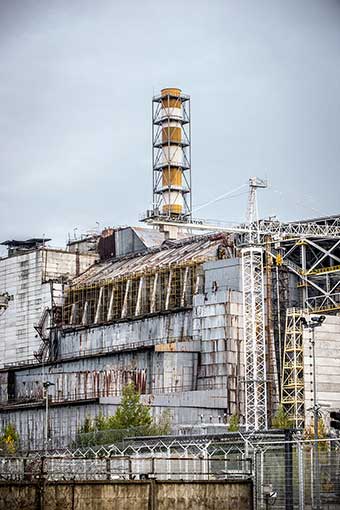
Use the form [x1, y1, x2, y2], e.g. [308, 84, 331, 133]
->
[253, 447, 258, 510]
[38, 456, 47, 510]
[259, 449, 264, 510]
[106, 458, 111, 480]
[297, 440, 304, 510]
[284, 430, 293, 510]
[149, 479, 157, 510]
[310, 446, 314, 509]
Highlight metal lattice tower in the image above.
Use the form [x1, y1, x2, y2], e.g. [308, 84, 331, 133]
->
[241, 178, 268, 430]
[242, 246, 268, 430]
[151, 88, 192, 219]
[281, 308, 305, 428]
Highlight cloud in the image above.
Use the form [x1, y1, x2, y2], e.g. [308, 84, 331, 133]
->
[1, 0, 340, 247]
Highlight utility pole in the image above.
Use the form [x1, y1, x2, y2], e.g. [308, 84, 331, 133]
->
[301, 315, 326, 510]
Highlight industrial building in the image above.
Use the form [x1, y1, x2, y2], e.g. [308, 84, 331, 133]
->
[1, 88, 340, 450]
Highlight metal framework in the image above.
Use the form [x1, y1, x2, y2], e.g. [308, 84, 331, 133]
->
[143, 215, 340, 239]
[278, 237, 340, 313]
[34, 281, 63, 363]
[281, 308, 305, 428]
[242, 246, 268, 430]
[151, 90, 192, 220]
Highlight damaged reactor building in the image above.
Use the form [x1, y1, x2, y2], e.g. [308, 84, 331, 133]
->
[1, 88, 340, 449]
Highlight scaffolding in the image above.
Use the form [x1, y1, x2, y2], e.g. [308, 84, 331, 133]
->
[63, 263, 202, 327]
[281, 308, 305, 428]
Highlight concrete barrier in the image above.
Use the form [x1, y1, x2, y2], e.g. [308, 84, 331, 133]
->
[0, 479, 253, 510]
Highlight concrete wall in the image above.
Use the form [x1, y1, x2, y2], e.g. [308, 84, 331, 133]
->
[58, 311, 193, 358]
[203, 258, 241, 293]
[0, 249, 96, 367]
[9, 349, 198, 403]
[194, 289, 244, 416]
[0, 389, 229, 449]
[0, 480, 253, 510]
[303, 314, 340, 425]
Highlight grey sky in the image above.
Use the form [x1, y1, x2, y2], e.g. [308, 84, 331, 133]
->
[1, 0, 340, 251]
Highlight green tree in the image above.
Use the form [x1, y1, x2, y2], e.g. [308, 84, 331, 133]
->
[107, 383, 152, 431]
[228, 414, 240, 432]
[74, 383, 170, 447]
[272, 404, 291, 429]
[80, 416, 95, 433]
[0, 423, 19, 455]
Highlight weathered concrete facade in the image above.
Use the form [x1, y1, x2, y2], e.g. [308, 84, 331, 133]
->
[0, 234, 247, 449]
[0, 247, 96, 367]
[303, 315, 340, 426]
[0, 283, 244, 448]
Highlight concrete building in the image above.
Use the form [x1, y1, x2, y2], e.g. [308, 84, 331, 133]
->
[0, 239, 97, 367]
[303, 315, 340, 426]
[0, 229, 247, 449]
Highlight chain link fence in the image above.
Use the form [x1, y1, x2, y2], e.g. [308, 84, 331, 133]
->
[0, 433, 339, 509]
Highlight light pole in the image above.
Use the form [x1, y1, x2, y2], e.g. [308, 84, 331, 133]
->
[43, 381, 55, 454]
[301, 315, 326, 510]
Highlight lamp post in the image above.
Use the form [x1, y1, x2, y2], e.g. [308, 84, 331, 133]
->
[43, 381, 55, 454]
[301, 315, 326, 510]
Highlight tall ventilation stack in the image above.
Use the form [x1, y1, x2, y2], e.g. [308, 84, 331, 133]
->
[151, 88, 192, 220]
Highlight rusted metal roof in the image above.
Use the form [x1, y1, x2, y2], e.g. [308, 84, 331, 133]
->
[71, 233, 233, 287]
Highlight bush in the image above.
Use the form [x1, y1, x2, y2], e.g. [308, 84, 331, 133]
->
[272, 404, 292, 429]
[228, 414, 240, 432]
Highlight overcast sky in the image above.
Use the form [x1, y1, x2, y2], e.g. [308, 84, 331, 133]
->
[1, 0, 340, 251]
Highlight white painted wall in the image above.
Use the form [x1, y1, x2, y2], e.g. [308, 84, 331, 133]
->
[0, 248, 96, 367]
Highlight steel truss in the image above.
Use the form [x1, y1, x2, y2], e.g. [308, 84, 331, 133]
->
[241, 246, 268, 430]
[281, 308, 305, 428]
[279, 237, 340, 313]
[143, 215, 340, 239]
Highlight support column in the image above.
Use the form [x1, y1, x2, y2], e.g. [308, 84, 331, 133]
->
[150, 273, 158, 313]
[107, 286, 115, 321]
[165, 270, 173, 310]
[181, 267, 189, 307]
[81, 302, 89, 326]
[135, 277, 144, 316]
[121, 280, 131, 318]
[94, 287, 103, 324]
